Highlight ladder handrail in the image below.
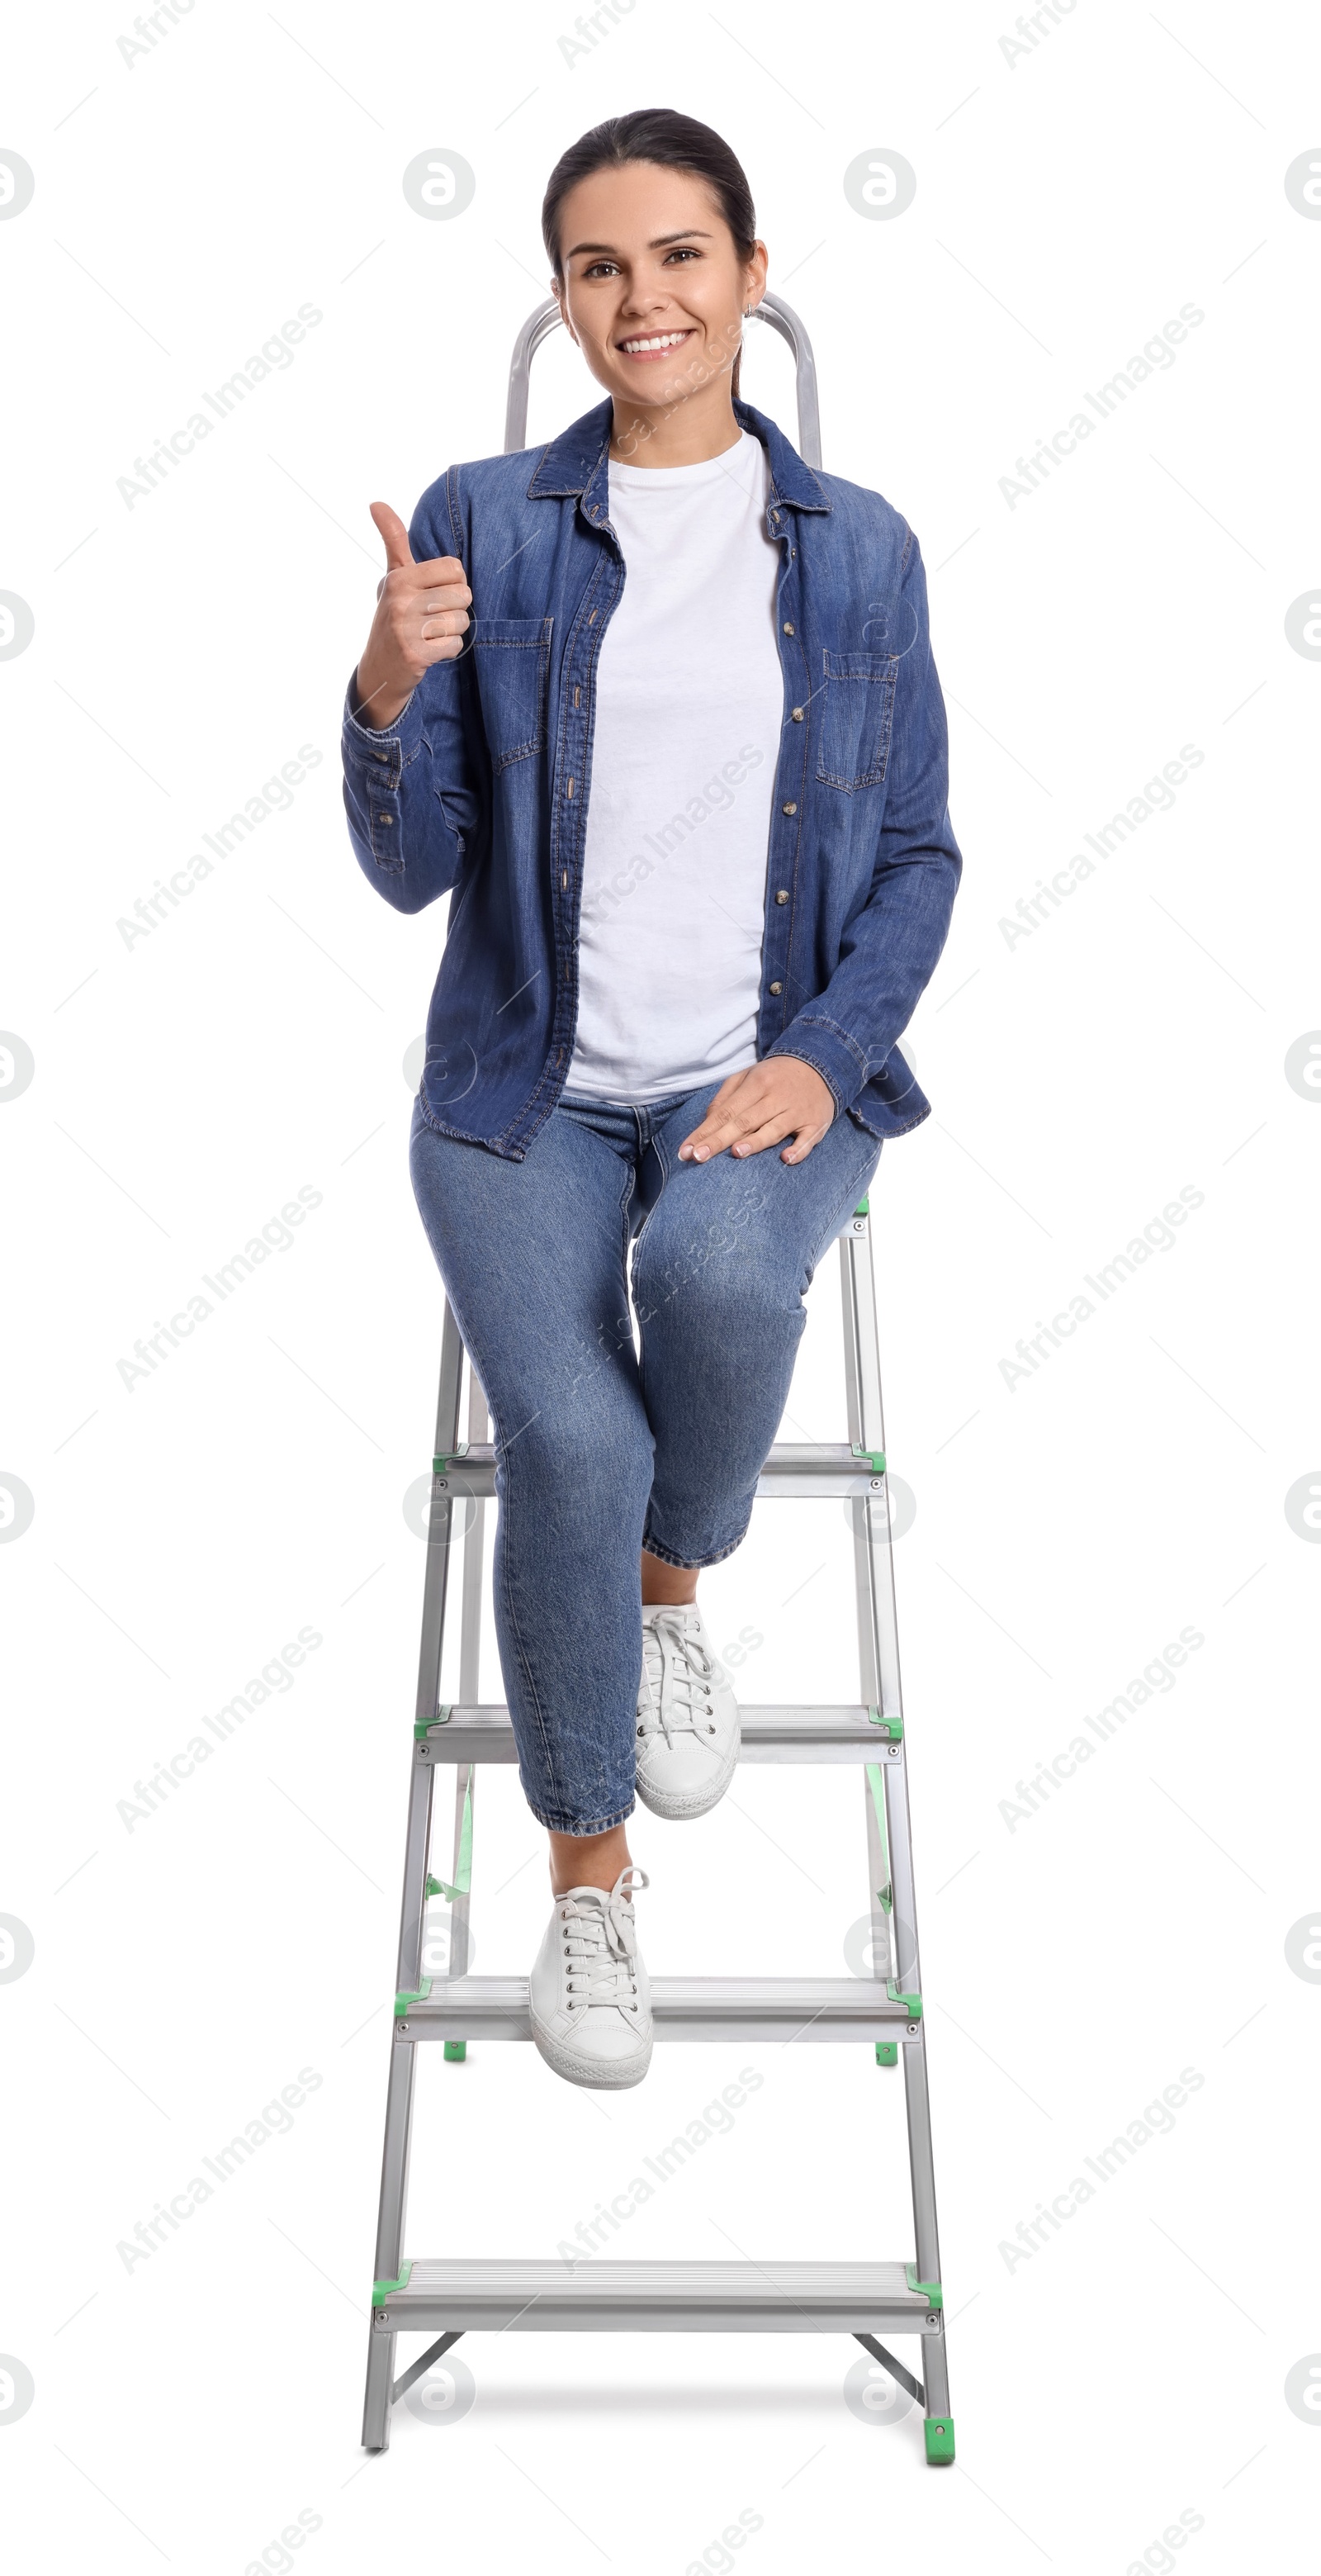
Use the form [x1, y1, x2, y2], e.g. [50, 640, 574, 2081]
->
[503, 289, 822, 467]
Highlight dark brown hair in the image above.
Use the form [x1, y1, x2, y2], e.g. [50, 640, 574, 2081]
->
[542, 109, 758, 395]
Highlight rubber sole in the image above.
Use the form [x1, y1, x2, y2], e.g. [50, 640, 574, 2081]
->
[530, 2017, 654, 2090]
[634, 1724, 741, 1821]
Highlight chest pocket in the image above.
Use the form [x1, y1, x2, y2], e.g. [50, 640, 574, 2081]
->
[469, 617, 552, 771]
[816, 649, 898, 793]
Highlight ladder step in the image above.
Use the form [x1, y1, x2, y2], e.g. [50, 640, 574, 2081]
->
[373, 2258, 937, 2336]
[396, 1976, 916, 2043]
[430, 1440, 886, 1501]
[419, 1704, 899, 1764]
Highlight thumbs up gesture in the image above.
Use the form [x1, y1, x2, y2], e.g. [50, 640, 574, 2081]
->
[353, 502, 471, 733]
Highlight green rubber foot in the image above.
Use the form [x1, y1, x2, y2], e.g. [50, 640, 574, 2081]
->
[875, 2041, 898, 2066]
[924, 2416, 955, 2465]
[443, 2040, 466, 2062]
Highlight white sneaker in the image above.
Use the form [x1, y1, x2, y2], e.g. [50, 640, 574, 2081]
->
[634, 1603, 741, 1820]
[529, 1866, 652, 2090]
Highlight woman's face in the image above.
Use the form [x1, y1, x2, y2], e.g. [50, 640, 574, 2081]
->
[552, 160, 767, 416]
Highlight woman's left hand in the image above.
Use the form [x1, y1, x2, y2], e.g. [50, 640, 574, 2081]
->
[677, 1059, 837, 1165]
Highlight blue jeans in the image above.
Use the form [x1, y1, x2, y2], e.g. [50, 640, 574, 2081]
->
[409, 1079, 882, 1834]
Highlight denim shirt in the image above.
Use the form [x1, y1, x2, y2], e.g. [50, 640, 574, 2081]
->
[342, 395, 962, 1160]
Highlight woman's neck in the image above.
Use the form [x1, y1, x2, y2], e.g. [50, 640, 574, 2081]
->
[608, 378, 744, 469]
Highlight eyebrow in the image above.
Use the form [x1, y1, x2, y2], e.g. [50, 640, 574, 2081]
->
[562, 230, 714, 259]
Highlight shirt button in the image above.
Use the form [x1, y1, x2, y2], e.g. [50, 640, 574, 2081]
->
[378, 814, 394, 826]
[372, 750, 388, 763]
[775, 889, 788, 904]
[782, 801, 797, 816]
[769, 980, 783, 995]
[791, 706, 804, 722]
[783, 621, 795, 635]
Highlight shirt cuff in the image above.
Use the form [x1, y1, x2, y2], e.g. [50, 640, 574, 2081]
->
[341, 676, 424, 775]
[765, 1018, 869, 1117]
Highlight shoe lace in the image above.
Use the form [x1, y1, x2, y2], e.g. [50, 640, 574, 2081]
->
[561, 1867, 649, 2012]
[637, 1608, 718, 1751]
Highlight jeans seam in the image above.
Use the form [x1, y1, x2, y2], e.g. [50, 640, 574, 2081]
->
[496, 1435, 561, 1811]
[424, 1230, 560, 1808]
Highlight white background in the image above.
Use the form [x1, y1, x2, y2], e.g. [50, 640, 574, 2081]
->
[2, 2, 1319, 2569]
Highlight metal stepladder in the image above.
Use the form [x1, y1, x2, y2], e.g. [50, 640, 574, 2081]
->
[362, 294, 954, 2462]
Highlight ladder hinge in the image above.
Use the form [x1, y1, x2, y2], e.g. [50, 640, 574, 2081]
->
[394, 1983, 432, 2018]
[851, 1445, 886, 1474]
[905, 2265, 943, 2311]
[372, 2261, 412, 2306]
[888, 1982, 922, 2021]
[868, 1705, 903, 1741]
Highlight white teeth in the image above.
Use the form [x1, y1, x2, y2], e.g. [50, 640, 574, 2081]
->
[620, 331, 690, 353]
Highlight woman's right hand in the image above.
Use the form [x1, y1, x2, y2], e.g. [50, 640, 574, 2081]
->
[352, 502, 471, 733]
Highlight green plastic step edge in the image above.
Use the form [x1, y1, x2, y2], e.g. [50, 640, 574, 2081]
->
[372, 2261, 412, 2307]
[874, 2041, 898, 2067]
[443, 2041, 467, 2062]
[853, 1195, 869, 1217]
[923, 2416, 955, 2465]
[868, 1705, 903, 1742]
[432, 1446, 471, 1473]
[415, 1704, 452, 1742]
[851, 1444, 886, 1474]
[394, 1981, 432, 2019]
[905, 2264, 943, 2310]
[888, 1982, 922, 2020]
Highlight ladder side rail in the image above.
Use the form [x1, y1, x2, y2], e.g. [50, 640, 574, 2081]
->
[840, 1216, 947, 2307]
[413, 1302, 467, 1726]
[365, 1303, 468, 2448]
[399, 1300, 466, 1991]
[448, 1369, 489, 1981]
[840, 1228, 916, 1976]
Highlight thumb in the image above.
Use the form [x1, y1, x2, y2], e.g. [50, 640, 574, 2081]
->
[370, 501, 414, 570]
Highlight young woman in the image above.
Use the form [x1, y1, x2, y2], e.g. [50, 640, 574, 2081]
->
[343, 109, 962, 2092]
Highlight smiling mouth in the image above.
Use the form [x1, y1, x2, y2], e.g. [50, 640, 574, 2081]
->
[617, 329, 696, 358]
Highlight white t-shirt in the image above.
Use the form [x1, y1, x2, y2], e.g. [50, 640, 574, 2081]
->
[564, 429, 784, 1102]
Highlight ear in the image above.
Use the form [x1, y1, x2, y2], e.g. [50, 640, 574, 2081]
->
[551, 276, 580, 348]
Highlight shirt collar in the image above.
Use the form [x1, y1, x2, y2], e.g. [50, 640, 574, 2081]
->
[525, 395, 832, 517]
